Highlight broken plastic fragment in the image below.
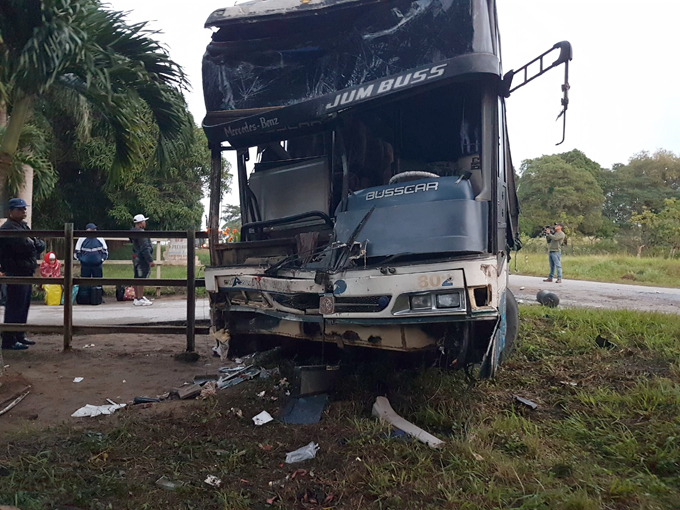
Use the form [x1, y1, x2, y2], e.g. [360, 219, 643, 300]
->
[372, 396, 444, 448]
[204, 475, 222, 487]
[514, 395, 538, 410]
[73, 377, 84, 383]
[71, 402, 126, 418]
[285, 442, 319, 464]
[252, 410, 274, 426]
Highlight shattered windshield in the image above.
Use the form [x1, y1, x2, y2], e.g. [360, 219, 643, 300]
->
[203, 0, 477, 112]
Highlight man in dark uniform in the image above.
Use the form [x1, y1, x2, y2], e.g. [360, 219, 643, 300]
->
[0, 198, 45, 350]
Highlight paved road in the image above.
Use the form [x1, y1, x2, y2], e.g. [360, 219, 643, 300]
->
[23, 297, 211, 326]
[509, 275, 680, 314]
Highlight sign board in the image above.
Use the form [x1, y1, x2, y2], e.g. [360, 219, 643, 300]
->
[165, 239, 188, 263]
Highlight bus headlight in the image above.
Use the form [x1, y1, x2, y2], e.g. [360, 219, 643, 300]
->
[410, 294, 432, 310]
[436, 292, 461, 309]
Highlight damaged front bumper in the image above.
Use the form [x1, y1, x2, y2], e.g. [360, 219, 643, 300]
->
[206, 258, 501, 352]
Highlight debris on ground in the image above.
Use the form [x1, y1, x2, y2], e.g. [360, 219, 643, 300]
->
[266, 495, 278, 505]
[519, 286, 525, 290]
[71, 400, 125, 418]
[595, 334, 617, 349]
[256, 390, 266, 398]
[259, 367, 280, 379]
[155, 475, 182, 491]
[230, 407, 243, 418]
[199, 381, 217, 400]
[285, 442, 320, 464]
[217, 367, 261, 390]
[0, 386, 31, 417]
[177, 383, 203, 400]
[281, 395, 329, 425]
[252, 410, 274, 426]
[204, 475, 222, 488]
[73, 377, 84, 383]
[514, 395, 538, 410]
[133, 396, 162, 404]
[559, 380, 578, 387]
[372, 396, 444, 448]
[536, 290, 560, 307]
[293, 365, 339, 396]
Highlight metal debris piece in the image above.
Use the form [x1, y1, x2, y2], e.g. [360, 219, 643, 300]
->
[514, 395, 538, 410]
[293, 364, 340, 396]
[280, 395, 329, 425]
[372, 396, 444, 448]
[217, 367, 261, 389]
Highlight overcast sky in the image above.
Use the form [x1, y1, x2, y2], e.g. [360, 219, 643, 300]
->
[109, 0, 680, 207]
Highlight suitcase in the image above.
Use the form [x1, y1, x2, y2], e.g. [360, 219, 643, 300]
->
[90, 286, 103, 305]
[76, 286, 91, 305]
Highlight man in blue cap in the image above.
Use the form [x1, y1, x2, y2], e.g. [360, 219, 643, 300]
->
[0, 198, 45, 350]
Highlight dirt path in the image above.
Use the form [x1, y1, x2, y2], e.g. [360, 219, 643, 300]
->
[0, 333, 216, 433]
[509, 274, 680, 314]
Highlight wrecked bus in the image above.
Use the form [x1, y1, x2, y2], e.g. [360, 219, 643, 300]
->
[201, 0, 572, 376]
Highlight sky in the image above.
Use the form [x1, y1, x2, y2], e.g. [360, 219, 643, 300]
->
[108, 0, 680, 208]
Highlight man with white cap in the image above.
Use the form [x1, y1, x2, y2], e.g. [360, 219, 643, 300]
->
[130, 214, 154, 306]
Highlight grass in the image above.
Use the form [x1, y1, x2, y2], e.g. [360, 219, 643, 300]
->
[2, 306, 680, 509]
[512, 252, 680, 288]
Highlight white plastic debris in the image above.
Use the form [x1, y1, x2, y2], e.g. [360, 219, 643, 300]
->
[71, 402, 126, 418]
[519, 286, 525, 290]
[252, 410, 274, 426]
[204, 475, 222, 488]
[372, 396, 444, 448]
[73, 377, 84, 383]
[256, 391, 266, 398]
[285, 442, 320, 464]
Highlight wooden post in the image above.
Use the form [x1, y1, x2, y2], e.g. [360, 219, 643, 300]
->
[186, 229, 196, 352]
[63, 223, 74, 350]
[156, 241, 161, 299]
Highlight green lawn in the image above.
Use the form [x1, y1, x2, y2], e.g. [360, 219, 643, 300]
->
[513, 252, 680, 288]
[2, 306, 680, 509]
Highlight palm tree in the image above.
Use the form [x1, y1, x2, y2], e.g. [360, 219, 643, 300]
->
[0, 0, 192, 205]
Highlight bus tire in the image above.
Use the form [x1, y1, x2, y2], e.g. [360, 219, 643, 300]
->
[501, 289, 519, 363]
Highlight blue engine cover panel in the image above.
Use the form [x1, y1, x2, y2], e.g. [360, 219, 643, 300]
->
[335, 177, 488, 257]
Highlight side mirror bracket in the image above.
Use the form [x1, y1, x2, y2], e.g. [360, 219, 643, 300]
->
[501, 41, 573, 145]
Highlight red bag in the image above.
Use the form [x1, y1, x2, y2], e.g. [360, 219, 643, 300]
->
[124, 286, 135, 301]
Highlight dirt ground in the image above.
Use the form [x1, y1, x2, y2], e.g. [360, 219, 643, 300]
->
[0, 332, 217, 433]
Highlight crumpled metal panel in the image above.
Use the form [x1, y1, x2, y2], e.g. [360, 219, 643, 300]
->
[202, 0, 480, 112]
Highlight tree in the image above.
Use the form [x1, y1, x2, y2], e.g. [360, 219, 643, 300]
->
[630, 199, 680, 257]
[0, 0, 192, 205]
[602, 150, 680, 227]
[517, 154, 605, 236]
[33, 119, 231, 231]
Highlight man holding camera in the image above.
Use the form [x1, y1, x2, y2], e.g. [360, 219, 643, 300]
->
[543, 223, 565, 283]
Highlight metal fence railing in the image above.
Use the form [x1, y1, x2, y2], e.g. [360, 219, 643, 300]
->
[0, 224, 209, 352]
